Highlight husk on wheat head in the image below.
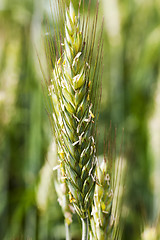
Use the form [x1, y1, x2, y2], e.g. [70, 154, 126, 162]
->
[45, 0, 103, 220]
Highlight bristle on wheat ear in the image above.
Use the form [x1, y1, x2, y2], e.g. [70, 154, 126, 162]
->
[47, 0, 103, 220]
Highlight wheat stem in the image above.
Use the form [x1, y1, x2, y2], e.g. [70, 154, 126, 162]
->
[82, 217, 89, 240]
[65, 222, 71, 240]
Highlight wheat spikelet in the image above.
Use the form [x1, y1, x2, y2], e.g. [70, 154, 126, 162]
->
[47, 1, 103, 222]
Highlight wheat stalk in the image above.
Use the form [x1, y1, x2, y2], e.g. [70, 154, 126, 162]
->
[45, 0, 103, 239]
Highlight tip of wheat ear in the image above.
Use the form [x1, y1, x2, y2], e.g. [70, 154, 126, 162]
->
[49, 1, 101, 219]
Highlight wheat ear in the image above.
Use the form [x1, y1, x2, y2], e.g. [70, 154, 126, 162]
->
[47, 0, 103, 239]
[90, 131, 125, 240]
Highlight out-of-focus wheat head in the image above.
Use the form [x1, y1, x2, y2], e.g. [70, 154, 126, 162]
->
[90, 132, 125, 240]
[44, 0, 103, 220]
[141, 227, 157, 240]
[141, 215, 160, 240]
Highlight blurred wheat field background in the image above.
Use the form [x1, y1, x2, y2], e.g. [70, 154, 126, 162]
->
[0, 0, 160, 239]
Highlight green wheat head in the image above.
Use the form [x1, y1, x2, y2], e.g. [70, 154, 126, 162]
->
[90, 130, 124, 240]
[45, 0, 103, 220]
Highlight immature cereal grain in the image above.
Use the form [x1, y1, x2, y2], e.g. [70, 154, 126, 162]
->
[44, 1, 103, 238]
[48, 0, 102, 219]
